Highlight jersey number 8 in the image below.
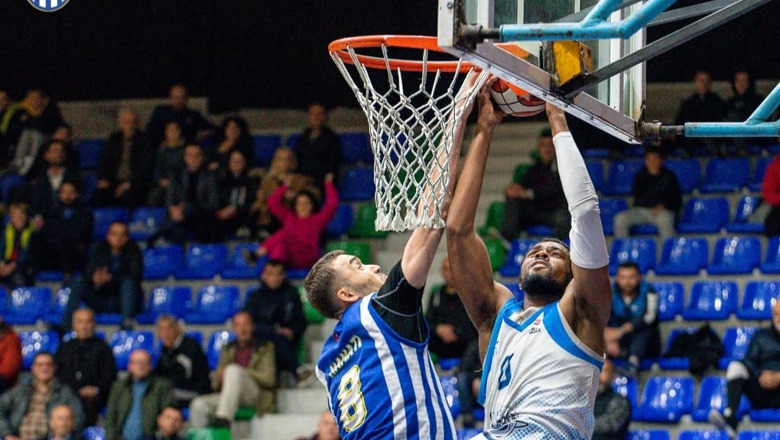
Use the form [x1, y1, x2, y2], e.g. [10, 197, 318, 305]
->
[337, 365, 367, 432]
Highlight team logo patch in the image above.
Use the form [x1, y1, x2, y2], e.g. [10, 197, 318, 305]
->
[27, 0, 69, 12]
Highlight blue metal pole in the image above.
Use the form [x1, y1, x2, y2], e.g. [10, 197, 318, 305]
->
[619, 0, 679, 35]
[685, 121, 780, 137]
[747, 82, 780, 125]
[582, 0, 623, 25]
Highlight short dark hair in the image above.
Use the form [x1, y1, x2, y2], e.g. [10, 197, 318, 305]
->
[304, 250, 345, 319]
[617, 261, 640, 272]
[265, 259, 285, 270]
[523, 237, 573, 279]
[33, 351, 55, 363]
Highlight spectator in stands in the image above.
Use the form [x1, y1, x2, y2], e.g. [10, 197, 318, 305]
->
[93, 110, 152, 209]
[0, 352, 84, 440]
[500, 128, 570, 240]
[37, 404, 83, 440]
[29, 140, 80, 216]
[145, 84, 214, 146]
[294, 104, 341, 186]
[674, 70, 725, 157]
[456, 340, 481, 428]
[613, 147, 682, 242]
[0, 203, 38, 289]
[54, 308, 117, 427]
[6, 89, 64, 177]
[154, 315, 211, 409]
[105, 350, 174, 440]
[208, 116, 253, 174]
[294, 410, 341, 440]
[761, 151, 780, 236]
[28, 124, 80, 179]
[18, 89, 64, 136]
[0, 90, 26, 166]
[215, 150, 257, 240]
[0, 313, 22, 394]
[141, 407, 184, 440]
[32, 182, 93, 279]
[248, 173, 338, 269]
[592, 359, 631, 440]
[147, 121, 186, 206]
[248, 147, 301, 240]
[189, 311, 276, 429]
[64, 222, 143, 331]
[604, 262, 661, 377]
[243, 260, 307, 387]
[710, 300, 780, 437]
[724, 71, 765, 156]
[426, 257, 477, 360]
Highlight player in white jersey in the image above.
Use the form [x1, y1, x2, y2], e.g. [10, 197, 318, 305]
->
[446, 92, 611, 439]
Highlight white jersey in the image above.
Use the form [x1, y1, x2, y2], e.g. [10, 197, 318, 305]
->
[475, 298, 603, 440]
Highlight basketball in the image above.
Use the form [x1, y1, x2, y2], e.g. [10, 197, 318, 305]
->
[490, 79, 545, 117]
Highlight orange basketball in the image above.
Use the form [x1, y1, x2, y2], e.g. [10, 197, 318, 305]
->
[490, 79, 545, 117]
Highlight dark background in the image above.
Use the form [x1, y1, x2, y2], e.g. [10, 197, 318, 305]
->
[1, 0, 777, 112]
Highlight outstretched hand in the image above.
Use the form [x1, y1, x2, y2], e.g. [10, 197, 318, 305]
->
[476, 76, 505, 131]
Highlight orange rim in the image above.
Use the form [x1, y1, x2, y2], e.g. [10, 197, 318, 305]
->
[329, 35, 476, 73]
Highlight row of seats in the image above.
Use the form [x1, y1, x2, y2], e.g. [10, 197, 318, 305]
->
[624, 431, 780, 440]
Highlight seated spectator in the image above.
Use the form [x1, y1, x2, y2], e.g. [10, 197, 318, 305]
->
[18, 89, 64, 137]
[294, 410, 341, 440]
[248, 147, 301, 240]
[54, 308, 117, 427]
[208, 116, 253, 174]
[28, 140, 81, 216]
[724, 70, 765, 156]
[294, 104, 341, 186]
[762, 151, 780, 237]
[145, 84, 214, 146]
[189, 312, 276, 428]
[36, 404, 83, 440]
[710, 301, 780, 437]
[613, 147, 682, 242]
[93, 110, 152, 209]
[105, 350, 174, 440]
[154, 315, 210, 409]
[28, 124, 80, 179]
[455, 340, 480, 428]
[0, 90, 27, 167]
[426, 257, 477, 360]
[31, 182, 93, 279]
[243, 260, 307, 387]
[674, 70, 725, 157]
[64, 222, 143, 331]
[593, 359, 631, 440]
[141, 407, 184, 440]
[215, 150, 257, 239]
[249, 174, 338, 269]
[0, 352, 84, 440]
[0, 203, 38, 289]
[147, 121, 186, 206]
[604, 262, 661, 377]
[0, 314, 22, 394]
[7, 89, 63, 177]
[500, 128, 570, 240]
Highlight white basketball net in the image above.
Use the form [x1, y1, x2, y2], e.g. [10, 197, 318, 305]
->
[331, 40, 485, 231]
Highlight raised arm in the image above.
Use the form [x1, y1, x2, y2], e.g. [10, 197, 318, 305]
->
[547, 104, 611, 354]
[446, 79, 512, 361]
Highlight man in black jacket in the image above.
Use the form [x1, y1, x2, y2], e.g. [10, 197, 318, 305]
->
[28, 140, 81, 217]
[54, 308, 117, 426]
[674, 71, 726, 156]
[425, 257, 477, 359]
[593, 359, 631, 440]
[243, 260, 307, 386]
[145, 84, 214, 146]
[294, 104, 341, 186]
[64, 222, 143, 330]
[154, 315, 210, 409]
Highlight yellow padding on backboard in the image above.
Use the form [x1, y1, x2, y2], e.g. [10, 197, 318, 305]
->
[551, 41, 593, 86]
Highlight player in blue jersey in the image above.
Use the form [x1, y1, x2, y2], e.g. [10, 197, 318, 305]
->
[446, 102, 611, 439]
[303, 74, 489, 440]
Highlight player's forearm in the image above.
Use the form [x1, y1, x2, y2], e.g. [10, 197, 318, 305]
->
[402, 227, 444, 289]
[446, 126, 494, 234]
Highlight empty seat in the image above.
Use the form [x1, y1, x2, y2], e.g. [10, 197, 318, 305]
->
[727, 196, 764, 234]
[677, 198, 729, 234]
[143, 245, 183, 280]
[174, 243, 229, 280]
[665, 159, 701, 193]
[325, 241, 371, 264]
[77, 139, 105, 170]
[3, 287, 51, 325]
[738, 281, 780, 320]
[749, 156, 772, 192]
[608, 238, 656, 275]
[682, 281, 738, 321]
[221, 243, 263, 280]
[206, 330, 236, 370]
[612, 375, 638, 409]
[602, 160, 644, 196]
[692, 377, 752, 423]
[109, 330, 155, 370]
[478, 201, 504, 235]
[92, 208, 130, 241]
[655, 237, 708, 275]
[585, 161, 604, 191]
[634, 376, 694, 422]
[760, 237, 780, 274]
[339, 168, 375, 201]
[135, 286, 192, 324]
[658, 328, 697, 370]
[498, 238, 537, 278]
[340, 132, 372, 164]
[700, 158, 750, 193]
[44, 287, 71, 325]
[526, 225, 554, 236]
[719, 327, 758, 370]
[185, 285, 240, 324]
[625, 430, 671, 440]
[1, 174, 26, 204]
[679, 430, 733, 440]
[439, 375, 460, 419]
[20, 330, 60, 370]
[599, 198, 628, 235]
[737, 431, 780, 440]
[654, 282, 685, 321]
[128, 207, 166, 241]
[708, 236, 761, 275]
[748, 409, 780, 424]
[348, 204, 388, 238]
[81, 172, 97, 203]
[325, 203, 355, 239]
[252, 134, 282, 167]
[83, 426, 106, 440]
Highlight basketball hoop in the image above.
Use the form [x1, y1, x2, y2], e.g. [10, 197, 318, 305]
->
[329, 35, 487, 231]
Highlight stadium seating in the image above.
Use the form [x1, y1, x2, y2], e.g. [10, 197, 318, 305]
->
[174, 243, 229, 280]
[700, 158, 750, 193]
[252, 134, 282, 167]
[581, 148, 609, 159]
[655, 237, 708, 275]
[718, 327, 758, 370]
[92, 208, 130, 241]
[326, 241, 371, 264]
[665, 159, 701, 193]
[692, 376, 752, 422]
[44, 287, 71, 325]
[502, 283, 524, 302]
[760, 237, 780, 274]
[19, 330, 60, 370]
[737, 432, 780, 440]
[677, 198, 729, 234]
[737, 281, 780, 320]
[128, 207, 166, 241]
[585, 161, 604, 191]
[339, 168, 375, 201]
[207, 330, 236, 370]
[750, 156, 772, 191]
[484, 239, 507, 272]
[439, 375, 460, 419]
[748, 408, 780, 424]
[83, 426, 106, 440]
[727, 196, 764, 234]
[599, 198, 628, 235]
[340, 132, 372, 164]
[325, 203, 354, 238]
[678, 430, 732, 440]
[708, 236, 761, 275]
[625, 430, 671, 440]
[348, 204, 388, 238]
[3, 287, 51, 325]
[77, 139, 105, 170]
[612, 375, 638, 409]
[499, 238, 537, 277]
[81, 172, 97, 203]
[184, 285, 240, 324]
[456, 429, 483, 440]
[602, 160, 644, 196]
[143, 245, 183, 280]
[108, 330, 155, 370]
[1, 174, 26, 204]
[36, 270, 64, 282]
[478, 201, 504, 235]
[526, 225, 554, 236]
[135, 286, 192, 324]
[608, 238, 656, 275]
[0, 287, 4, 313]
[658, 328, 697, 370]
[682, 281, 738, 321]
[634, 376, 694, 422]
[221, 243, 263, 280]
[655, 282, 685, 321]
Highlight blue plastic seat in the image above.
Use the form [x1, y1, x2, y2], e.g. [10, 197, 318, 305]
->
[4, 287, 51, 325]
[36, 271, 64, 282]
[184, 285, 240, 324]
[173, 243, 229, 280]
[625, 430, 671, 440]
[608, 238, 656, 275]
[438, 358, 461, 371]
[135, 286, 192, 324]
[665, 159, 701, 193]
[439, 375, 460, 419]
[1, 174, 26, 204]
[708, 236, 762, 275]
[748, 409, 780, 424]
[602, 160, 644, 196]
[44, 287, 71, 325]
[738, 281, 780, 320]
[286, 133, 300, 149]
[92, 208, 130, 241]
[185, 331, 204, 347]
[221, 243, 264, 280]
[679, 430, 733, 440]
[206, 330, 236, 369]
[655, 237, 709, 275]
[599, 198, 628, 235]
[0, 287, 5, 313]
[749, 157, 772, 192]
[585, 161, 604, 191]
[677, 198, 730, 234]
[498, 238, 537, 278]
[502, 283, 524, 302]
[526, 225, 554, 236]
[108, 330, 155, 370]
[339, 168, 375, 201]
[719, 327, 758, 370]
[128, 207, 166, 241]
[700, 158, 750, 193]
[19, 330, 60, 370]
[81, 172, 97, 203]
[143, 245, 183, 280]
[252, 134, 282, 167]
[77, 139, 106, 170]
[325, 204, 355, 239]
[693, 376, 752, 422]
[727, 196, 764, 234]
[737, 431, 780, 440]
[456, 429, 483, 440]
[654, 282, 685, 321]
[340, 132, 372, 165]
[83, 426, 106, 440]
[581, 148, 610, 159]
[682, 281, 738, 321]
[612, 375, 638, 409]
[634, 376, 694, 422]
[658, 328, 697, 370]
[760, 237, 780, 274]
